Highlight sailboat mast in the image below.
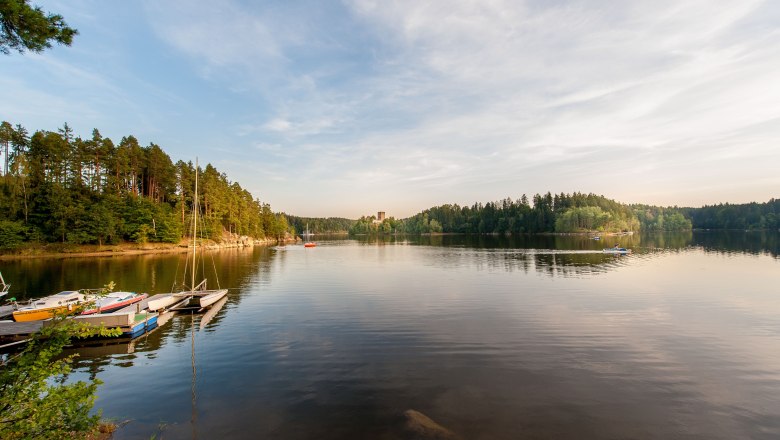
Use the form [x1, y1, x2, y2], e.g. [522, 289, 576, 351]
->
[192, 158, 198, 291]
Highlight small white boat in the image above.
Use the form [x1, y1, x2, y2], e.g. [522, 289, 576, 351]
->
[603, 247, 632, 254]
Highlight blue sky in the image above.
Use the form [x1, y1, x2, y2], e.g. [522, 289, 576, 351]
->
[3, 0, 779, 218]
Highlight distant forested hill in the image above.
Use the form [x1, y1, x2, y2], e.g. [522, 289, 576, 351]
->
[0, 121, 290, 249]
[395, 193, 641, 234]
[285, 215, 355, 234]
[682, 199, 779, 230]
[349, 194, 778, 235]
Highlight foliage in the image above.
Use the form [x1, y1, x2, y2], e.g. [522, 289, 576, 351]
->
[0, 219, 27, 248]
[349, 215, 403, 235]
[0, 283, 121, 439]
[0, 121, 292, 248]
[681, 199, 779, 230]
[632, 205, 693, 231]
[398, 192, 640, 234]
[0, 0, 77, 55]
[285, 215, 355, 234]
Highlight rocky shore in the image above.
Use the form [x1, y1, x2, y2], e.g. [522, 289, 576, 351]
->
[0, 232, 295, 260]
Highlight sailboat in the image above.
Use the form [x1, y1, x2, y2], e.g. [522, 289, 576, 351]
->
[303, 223, 316, 248]
[148, 158, 228, 312]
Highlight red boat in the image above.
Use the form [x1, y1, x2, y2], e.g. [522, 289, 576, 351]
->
[304, 242, 316, 248]
[81, 292, 148, 315]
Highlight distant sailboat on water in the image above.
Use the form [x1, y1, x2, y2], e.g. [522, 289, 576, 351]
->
[304, 223, 316, 248]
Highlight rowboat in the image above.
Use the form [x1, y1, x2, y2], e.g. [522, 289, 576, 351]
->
[12, 290, 87, 322]
[81, 292, 148, 315]
[603, 247, 632, 254]
[304, 242, 316, 248]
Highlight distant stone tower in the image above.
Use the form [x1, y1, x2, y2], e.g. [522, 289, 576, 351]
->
[377, 211, 386, 221]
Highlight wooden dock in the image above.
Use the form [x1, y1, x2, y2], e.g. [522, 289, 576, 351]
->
[0, 305, 14, 319]
[0, 295, 166, 349]
[0, 320, 43, 346]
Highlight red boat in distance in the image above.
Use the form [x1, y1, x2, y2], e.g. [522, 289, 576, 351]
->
[304, 242, 316, 248]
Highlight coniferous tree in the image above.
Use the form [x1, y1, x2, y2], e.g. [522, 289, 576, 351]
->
[0, 0, 77, 55]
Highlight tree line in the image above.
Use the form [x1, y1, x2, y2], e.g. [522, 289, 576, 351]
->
[0, 121, 290, 249]
[681, 199, 779, 230]
[284, 215, 354, 235]
[349, 194, 778, 235]
[351, 193, 644, 235]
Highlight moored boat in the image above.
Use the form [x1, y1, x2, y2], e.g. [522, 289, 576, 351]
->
[81, 292, 148, 315]
[0, 272, 10, 299]
[603, 247, 632, 254]
[155, 158, 229, 312]
[12, 290, 87, 322]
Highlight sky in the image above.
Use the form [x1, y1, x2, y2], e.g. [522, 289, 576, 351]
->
[2, 0, 779, 218]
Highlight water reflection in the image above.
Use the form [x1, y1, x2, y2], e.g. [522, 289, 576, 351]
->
[8, 232, 780, 439]
[355, 230, 779, 258]
[1, 246, 276, 301]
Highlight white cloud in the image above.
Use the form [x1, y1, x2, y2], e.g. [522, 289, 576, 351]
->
[16, 0, 776, 217]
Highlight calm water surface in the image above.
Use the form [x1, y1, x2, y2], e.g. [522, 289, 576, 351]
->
[3, 232, 780, 439]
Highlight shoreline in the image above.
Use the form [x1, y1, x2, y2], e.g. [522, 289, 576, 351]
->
[0, 237, 286, 260]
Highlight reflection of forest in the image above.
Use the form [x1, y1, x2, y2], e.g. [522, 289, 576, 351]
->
[2, 246, 277, 301]
[356, 232, 778, 258]
[691, 230, 778, 258]
[66, 247, 277, 373]
[356, 232, 778, 278]
[641, 231, 778, 258]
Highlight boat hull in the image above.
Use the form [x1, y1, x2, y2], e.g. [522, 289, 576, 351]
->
[147, 294, 181, 311]
[199, 289, 228, 308]
[81, 293, 148, 315]
[13, 305, 76, 322]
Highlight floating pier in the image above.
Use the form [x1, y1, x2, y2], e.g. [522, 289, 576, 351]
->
[0, 320, 43, 347]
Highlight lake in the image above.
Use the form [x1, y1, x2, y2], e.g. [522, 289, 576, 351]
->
[3, 231, 780, 439]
